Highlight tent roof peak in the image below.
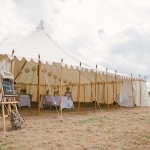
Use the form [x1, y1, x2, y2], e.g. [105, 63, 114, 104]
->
[36, 20, 44, 30]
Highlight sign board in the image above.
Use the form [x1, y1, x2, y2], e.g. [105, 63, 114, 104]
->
[2, 79, 14, 96]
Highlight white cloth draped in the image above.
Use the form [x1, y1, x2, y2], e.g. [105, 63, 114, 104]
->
[68, 99, 74, 109]
[18, 95, 31, 107]
[40, 95, 72, 109]
[65, 92, 74, 108]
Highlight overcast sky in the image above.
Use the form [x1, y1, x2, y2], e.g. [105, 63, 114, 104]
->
[0, 0, 150, 81]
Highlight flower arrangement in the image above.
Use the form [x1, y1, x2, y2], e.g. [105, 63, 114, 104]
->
[20, 89, 26, 94]
[53, 90, 59, 96]
[46, 89, 49, 95]
[53, 87, 59, 96]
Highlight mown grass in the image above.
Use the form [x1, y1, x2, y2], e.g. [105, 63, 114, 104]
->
[0, 102, 150, 150]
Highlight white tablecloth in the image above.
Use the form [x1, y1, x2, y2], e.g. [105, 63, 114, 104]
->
[18, 95, 31, 107]
[40, 95, 69, 109]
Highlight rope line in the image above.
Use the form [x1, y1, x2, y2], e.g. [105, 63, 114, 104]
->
[44, 21, 132, 73]
[82, 69, 105, 116]
[41, 63, 62, 121]
[1, 20, 149, 81]
[0, 21, 39, 44]
[0, 57, 9, 69]
[14, 31, 38, 53]
[45, 30, 94, 69]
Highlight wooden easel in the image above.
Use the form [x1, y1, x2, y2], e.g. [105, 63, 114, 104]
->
[1, 95, 18, 132]
[0, 61, 18, 132]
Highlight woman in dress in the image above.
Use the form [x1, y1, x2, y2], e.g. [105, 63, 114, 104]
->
[65, 87, 74, 109]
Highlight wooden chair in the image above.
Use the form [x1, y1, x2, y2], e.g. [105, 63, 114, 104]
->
[43, 95, 52, 109]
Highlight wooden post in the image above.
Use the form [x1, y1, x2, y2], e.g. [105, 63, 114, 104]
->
[10, 50, 14, 73]
[131, 74, 135, 107]
[139, 75, 142, 106]
[71, 84, 73, 93]
[29, 83, 31, 94]
[113, 81, 114, 102]
[59, 59, 63, 120]
[3, 59, 6, 71]
[8, 50, 14, 114]
[94, 65, 97, 112]
[97, 82, 99, 103]
[115, 70, 118, 110]
[2, 104, 6, 132]
[91, 82, 92, 102]
[10, 60, 13, 72]
[78, 62, 81, 114]
[84, 84, 85, 102]
[45, 84, 46, 95]
[105, 68, 109, 111]
[38, 55, 41, 116]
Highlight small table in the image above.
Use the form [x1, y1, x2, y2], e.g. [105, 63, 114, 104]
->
[18, 95, 31, 107]
[40, 95, 69, 109]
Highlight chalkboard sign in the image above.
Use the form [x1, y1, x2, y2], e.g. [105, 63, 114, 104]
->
[2, 79, 14, 96]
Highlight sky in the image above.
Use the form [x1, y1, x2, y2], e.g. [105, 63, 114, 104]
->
[0, 0, 150, 81]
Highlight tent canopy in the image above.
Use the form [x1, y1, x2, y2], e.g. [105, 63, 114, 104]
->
[0, 21, 148, 105]
[0, 21, 105, 70]
[0, 21, 132, 77]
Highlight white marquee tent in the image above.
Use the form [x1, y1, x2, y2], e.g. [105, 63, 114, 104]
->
[0, 21, 149, 112]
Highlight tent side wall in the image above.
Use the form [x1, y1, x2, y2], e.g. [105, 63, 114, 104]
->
[119, 80, 150, 107]
[141, 81, 150, 106]
[1, 55, 149, 107]
[119, 80, 134, 107]
[134, 80, 150, 106]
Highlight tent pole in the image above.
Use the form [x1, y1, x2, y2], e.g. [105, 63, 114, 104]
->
[107, 75, 109, 111]
[98, 82, 99, 103]
[91, 82, 92, 102]
[115, 70, 118, 110]
[59, 59, 63, 120]
[131, 74, 135, 107]
[38, 55, 41, 116]
[106, 68, 109, 111]
[71, 84, 73, 94]
[8, 50, 14, 114]
[139, 75, 142, 106]
[76, 84, 78, 102]
[45, 84, 46, 95]
[113, 81, 114, 103]
[84, 84, 85, 102]
[3, 59, 6, 71]
[94, 65, 97, 112]
[10, 49, 14, 73]
[29, 83, 31, 94]
[10, 60, 12, 72]
[78, 62, 81, 114]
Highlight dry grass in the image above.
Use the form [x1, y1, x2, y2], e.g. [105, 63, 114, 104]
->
[0, 102, 150, 150]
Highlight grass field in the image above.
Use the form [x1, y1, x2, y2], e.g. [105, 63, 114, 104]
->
[0, 102, 150, 150]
